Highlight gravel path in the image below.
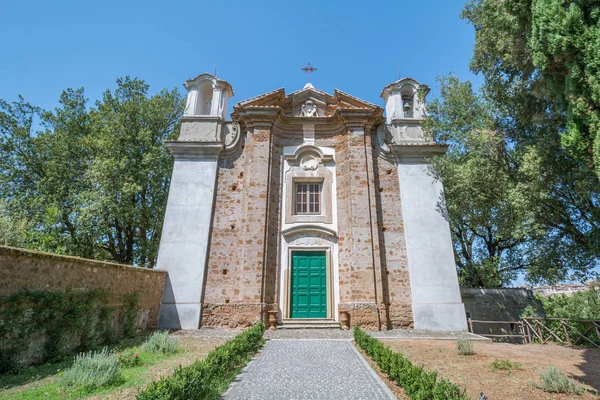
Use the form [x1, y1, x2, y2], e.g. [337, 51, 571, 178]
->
[222, 339, 396, 400]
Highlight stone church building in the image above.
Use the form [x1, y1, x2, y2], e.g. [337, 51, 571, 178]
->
[156, 73, 467, 331]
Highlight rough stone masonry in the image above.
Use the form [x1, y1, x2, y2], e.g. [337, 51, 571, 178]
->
[155, 74, 467, 332]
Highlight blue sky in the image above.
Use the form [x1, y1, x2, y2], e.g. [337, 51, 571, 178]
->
[2, 0, 597, 285]
[0, 0, 481, 112]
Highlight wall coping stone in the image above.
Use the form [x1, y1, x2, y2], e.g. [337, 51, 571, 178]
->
[0, 245, 167, 275]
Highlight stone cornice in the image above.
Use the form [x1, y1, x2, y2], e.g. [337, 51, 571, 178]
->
[389, 117, 424, 125]
[380, 77, 430, 98]
[391, 143, 448, 163]
[180, 115, 224, 124]
[233, 107, 281, 129]
[165, 141, 223, 160]
[336, 108, 384, 132]
[0, 245, 167, 274]
[184, 73, 233, 96]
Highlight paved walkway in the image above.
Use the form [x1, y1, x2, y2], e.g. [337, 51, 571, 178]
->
[222, 339, 395, 400]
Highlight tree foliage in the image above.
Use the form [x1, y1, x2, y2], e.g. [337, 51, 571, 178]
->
[427, 74, 600, 286]
[424, 76, 541, 287]
[0, 77, 183, 266]
[422, 0, 600, 287]
[534, 286, 600, 320]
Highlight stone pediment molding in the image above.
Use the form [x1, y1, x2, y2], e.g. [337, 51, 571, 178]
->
[232, 86, 383, 130]
[281, 225, 337, 239]
[235, 88, 286, 108]
[284, 145, 334, 167]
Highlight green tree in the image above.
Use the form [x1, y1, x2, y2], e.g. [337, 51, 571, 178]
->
[424, 76, 541, 287]
[425, 75, 599, 286]
[445, 0, 600, 285]
[0, 199, 29, 247]
[529, 0, 600, 174]
[0, 78, 183, 266]
[85, 77, 182, 266]
[464, 0, 600, 171]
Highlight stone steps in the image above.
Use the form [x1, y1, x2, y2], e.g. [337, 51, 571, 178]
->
[279, 318, 341, 329]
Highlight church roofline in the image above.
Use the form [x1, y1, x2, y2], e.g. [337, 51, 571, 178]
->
[287, 85, 332, 99]
[333, 89, 380, 110]
[235, 88, 286, 107]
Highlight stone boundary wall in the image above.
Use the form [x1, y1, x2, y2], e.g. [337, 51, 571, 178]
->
[461, 287, 543, 337]
[0, 245, 167, 329]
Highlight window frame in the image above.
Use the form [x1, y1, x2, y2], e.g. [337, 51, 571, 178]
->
[294, 181, 322, 215]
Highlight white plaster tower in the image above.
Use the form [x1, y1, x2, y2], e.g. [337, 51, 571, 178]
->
[156, 73, 234, 329]
[378, 78, 468, 331]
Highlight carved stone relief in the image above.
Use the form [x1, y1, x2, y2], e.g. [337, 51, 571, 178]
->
[224, 122, 240, 150]
[299, 99, 319, 117]
[300, 154, 319, 171]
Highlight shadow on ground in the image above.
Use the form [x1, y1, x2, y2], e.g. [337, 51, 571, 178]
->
[577, 348, 600, 393]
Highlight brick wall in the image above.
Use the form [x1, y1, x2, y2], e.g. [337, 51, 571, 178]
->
[0, 245, 166, 329]
[203, 127, 275, 328]
[374, 152, 413, 329]
[203, 124, 414, 329]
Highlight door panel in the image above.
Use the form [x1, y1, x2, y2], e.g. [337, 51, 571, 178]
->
[291, 251, 327, 319]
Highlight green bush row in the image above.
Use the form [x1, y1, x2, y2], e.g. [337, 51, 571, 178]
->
[0, 289, 140, 374]
[354, 327, 469, 400]
[137, 323, 265, 400]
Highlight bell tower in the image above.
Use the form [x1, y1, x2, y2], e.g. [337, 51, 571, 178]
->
[183, 73, 233, 118]
[378, 77, 468, 332]
[380, 78, 429, 145]
[156, 73, 234, 329]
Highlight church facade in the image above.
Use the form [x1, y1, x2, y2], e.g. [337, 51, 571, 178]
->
[156, 73, 467, 331]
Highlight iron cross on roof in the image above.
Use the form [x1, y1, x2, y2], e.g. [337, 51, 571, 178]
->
[301, 62, 317, 82]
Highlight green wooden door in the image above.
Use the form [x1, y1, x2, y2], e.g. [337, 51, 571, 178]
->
[291, 251, 327, 319]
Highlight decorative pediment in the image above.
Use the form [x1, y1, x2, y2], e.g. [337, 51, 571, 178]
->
[284, 145, 335, 169]
[233, 85, 383, 121]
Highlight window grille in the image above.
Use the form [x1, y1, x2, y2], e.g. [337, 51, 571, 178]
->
[295, 183, 321, 214]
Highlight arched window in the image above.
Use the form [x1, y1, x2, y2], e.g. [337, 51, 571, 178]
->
[196, 81, 214, 115]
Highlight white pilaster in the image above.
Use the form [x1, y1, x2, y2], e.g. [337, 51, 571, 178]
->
[397, 160, 467, 331]
[156, 143, 221, 329]
[381, 77, 467, 331]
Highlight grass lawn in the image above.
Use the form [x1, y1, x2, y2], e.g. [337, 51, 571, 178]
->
[0, 336, 225, 400]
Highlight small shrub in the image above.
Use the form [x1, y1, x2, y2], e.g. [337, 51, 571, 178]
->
[58, 348, 121, 390]
[489, 358, 521, 371]
[117, 348, 142, 368]
[137, 323, 265, 400]
[456, 339, 474, 356]
[353, 326, 469, 400]
[538, 366, 583, 395]
[141, 331, 178, 355]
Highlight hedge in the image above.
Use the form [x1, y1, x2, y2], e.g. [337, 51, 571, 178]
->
[354, 327, 470, 400]
[136, 323, 265, 400]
